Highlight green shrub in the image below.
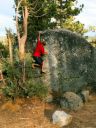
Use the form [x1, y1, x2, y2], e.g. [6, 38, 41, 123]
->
[3, 79, 48, 100]
[23, 80, 48, 99]
[2, 58, 48, 100]
[2, 80, 18, 100]
[0, 43, 9, 58]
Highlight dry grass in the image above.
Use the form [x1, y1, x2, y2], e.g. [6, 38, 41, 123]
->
[0, 95, 96, 128]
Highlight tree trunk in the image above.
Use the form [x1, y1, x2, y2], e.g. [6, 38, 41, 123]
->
[16, 1, 28, 61]
[8, 36, 13, 65]
[16, 0, 29, 83]
[18, 36, 26, 61]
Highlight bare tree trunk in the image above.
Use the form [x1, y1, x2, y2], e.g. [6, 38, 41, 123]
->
[16, 0, 29, 83]
[0, 70, 5, 85]
[8, 36, 13, 65]
[18, 36, 26, 61]
[19, 36, 26, 83]
[16, 1, 28, 61]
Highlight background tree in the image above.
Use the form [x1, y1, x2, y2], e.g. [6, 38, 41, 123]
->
[14, 0, 87, 54]
[54, 0, 84, 27]
[14, 0, 56, 58]
[88, 26, 96, 33]
[25, 0, 85, 42]
[15, 0, 29, 61]
[62, 16, 88, 35]
[24, 0, 57, 41]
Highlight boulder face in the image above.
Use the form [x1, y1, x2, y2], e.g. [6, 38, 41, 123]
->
[41, 29, 94, 93]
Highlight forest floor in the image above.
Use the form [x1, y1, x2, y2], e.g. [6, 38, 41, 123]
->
[0, 94, 96, 128]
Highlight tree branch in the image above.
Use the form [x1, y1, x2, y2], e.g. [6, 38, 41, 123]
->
[17, 0, 23, 9]
[32, 13, 47, 18]
[29, 0, 39, 9]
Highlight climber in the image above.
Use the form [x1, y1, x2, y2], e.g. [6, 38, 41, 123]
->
[32, 31, 48, 74]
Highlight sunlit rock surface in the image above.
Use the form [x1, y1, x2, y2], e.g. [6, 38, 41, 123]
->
[52, 110, 72, 127]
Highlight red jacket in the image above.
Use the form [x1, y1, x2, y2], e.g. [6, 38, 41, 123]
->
[33, 37, 45, 57]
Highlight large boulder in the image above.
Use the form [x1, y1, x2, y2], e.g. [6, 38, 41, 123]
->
[41, 29, 95, 94]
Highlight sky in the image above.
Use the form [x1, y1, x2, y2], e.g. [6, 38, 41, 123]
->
[76, 0, 96, 36]
[0, 0, 15, 36]
[0, 0, 96, 37]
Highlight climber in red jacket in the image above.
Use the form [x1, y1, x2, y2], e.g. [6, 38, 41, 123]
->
[32, 31, 48, 74]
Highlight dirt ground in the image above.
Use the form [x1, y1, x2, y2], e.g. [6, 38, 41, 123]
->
[0, 94, 96, 128]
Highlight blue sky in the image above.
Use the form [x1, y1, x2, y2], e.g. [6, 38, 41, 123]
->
[0, 0, 96, 36]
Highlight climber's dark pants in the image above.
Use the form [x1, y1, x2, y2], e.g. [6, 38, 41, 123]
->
[33, 56, 43, 66]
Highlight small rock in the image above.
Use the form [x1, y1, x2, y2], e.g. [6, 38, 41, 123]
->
[52, 110, 72, 127]
[79, 90, 89, 103]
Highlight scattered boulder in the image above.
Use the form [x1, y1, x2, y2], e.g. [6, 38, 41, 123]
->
[79, 90, 90, 103]
[52, 110, 72, 127]
[60, 92, 83, 111]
